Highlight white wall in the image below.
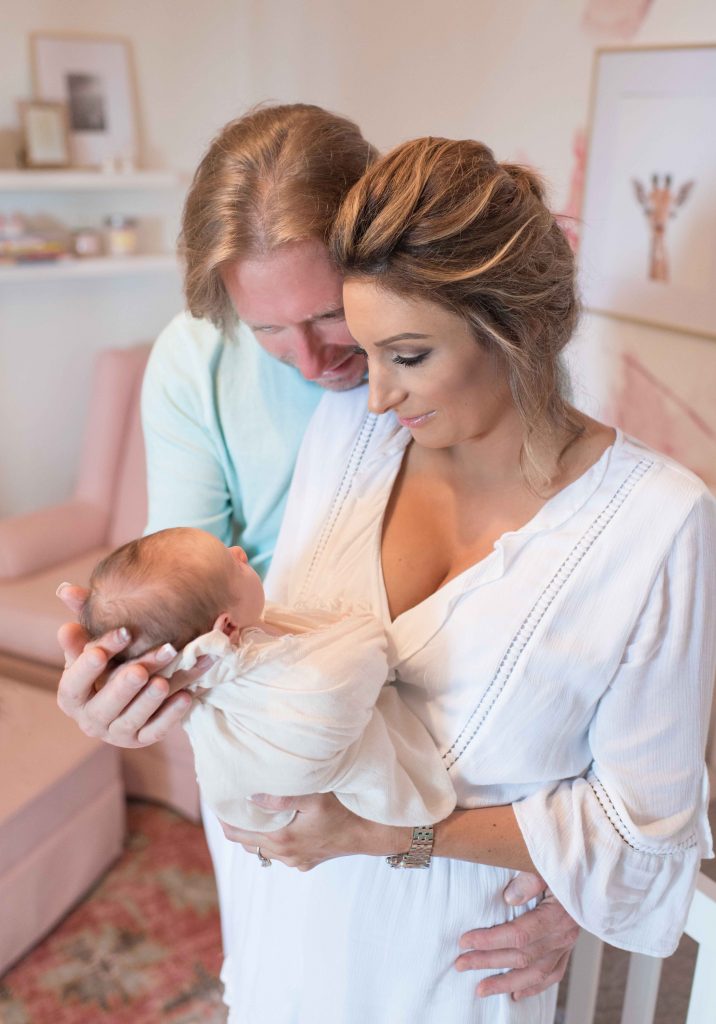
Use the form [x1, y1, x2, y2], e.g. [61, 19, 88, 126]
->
[2, 0, 715, 518]
[0, 0, 255, 517]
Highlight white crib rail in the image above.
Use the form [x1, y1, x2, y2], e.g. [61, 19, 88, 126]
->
[563, 872, 716, 1024]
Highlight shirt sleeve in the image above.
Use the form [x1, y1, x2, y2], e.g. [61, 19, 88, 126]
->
[513, 491, 716, 956]
[141, 314, 241, 544]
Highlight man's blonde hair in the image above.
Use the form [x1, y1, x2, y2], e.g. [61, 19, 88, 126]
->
[180, 103, 378, 332]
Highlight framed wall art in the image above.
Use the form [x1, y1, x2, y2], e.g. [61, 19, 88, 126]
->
[18, 100, 70, 168]
[579, 44, 716, 340]
[30, 32, 140, 169]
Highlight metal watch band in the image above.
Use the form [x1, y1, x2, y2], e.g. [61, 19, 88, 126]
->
[386, 825, 434, 868]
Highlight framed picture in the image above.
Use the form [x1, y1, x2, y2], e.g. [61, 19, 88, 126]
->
[579, 44, 716, 340]
[30, 32, 140, 169]
[19, 101, 70, 168]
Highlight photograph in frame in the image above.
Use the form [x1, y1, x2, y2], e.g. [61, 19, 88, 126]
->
[579, 44, 716, 341]
[19, 101, 70, 169]
[31, 32, 140, 169]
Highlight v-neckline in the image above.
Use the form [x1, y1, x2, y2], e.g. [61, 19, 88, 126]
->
[375, 427, 622, 627]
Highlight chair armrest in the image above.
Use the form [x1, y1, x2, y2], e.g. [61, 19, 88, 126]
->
[0, 500, 108, 580]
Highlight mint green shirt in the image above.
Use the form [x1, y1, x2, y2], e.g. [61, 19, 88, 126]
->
[141, 312, 323, 579]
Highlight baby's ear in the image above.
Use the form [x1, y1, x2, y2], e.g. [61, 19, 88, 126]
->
[213, 612, 236, 637]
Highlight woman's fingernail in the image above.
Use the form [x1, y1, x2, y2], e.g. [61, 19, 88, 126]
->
[157, 643, 178, 663]
[55, 582, 71, 597]
[115, 627, 130, 644]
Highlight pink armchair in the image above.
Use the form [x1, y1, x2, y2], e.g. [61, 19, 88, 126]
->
[0, 344, 200, 821]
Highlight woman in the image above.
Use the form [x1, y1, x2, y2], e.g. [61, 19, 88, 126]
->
[213, 137, 715, 1022]
[56, 106, 577, 1009]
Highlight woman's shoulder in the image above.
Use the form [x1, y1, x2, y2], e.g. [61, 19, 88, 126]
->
[613, 432, 716, 539]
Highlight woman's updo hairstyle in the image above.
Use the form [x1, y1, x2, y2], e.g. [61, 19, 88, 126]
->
[330, 137, 583, 487]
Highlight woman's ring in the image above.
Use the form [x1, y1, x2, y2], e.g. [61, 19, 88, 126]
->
[257, 846, 272, 867]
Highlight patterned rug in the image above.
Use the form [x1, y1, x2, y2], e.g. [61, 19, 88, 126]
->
[0, 801, 227, 1024]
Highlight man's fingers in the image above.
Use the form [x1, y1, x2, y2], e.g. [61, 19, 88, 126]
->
[459, 915, 541, 953]
[503, 870, 546, 906]
[57, 621, 89, 664]
[134, 689, 193, 745]
[511, 951, 571, 1001]
[456, 928, 568, 972]
[56, 582, 89, 616]
[163, 655, 215, 695]
[475, 951, 569, 999]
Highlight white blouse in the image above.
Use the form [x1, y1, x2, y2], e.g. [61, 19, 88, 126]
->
[218, 385, 715, 1023]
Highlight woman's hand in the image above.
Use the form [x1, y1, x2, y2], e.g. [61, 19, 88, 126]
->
[56, 582, 210, 748]
[456, 874, 579, 1000]
[219, 793, 411, 871]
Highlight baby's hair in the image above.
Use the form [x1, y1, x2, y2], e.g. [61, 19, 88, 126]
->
[81, 528, 235, 661]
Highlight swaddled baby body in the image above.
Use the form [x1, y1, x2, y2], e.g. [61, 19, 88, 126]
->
[80, 528, 456, 830]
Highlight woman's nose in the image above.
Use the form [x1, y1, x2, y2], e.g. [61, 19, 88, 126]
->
[367, 369, 403, 415]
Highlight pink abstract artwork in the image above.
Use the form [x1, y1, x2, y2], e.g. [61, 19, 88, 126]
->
[581, 0, 654, 39]
[606, 352, 716, 486]
[558, 128, 587, 253]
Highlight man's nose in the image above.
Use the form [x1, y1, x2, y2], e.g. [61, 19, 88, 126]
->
[291, 326, 334, 381]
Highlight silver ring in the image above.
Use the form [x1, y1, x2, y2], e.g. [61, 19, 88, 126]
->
[257, 846, 272, 867]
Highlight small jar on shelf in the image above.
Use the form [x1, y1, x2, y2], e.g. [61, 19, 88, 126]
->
[103, 215, 139, 257]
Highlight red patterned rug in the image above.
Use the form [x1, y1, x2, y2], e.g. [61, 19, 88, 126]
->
[0, 800, 227, 1023]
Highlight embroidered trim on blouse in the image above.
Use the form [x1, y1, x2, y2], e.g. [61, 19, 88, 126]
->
[588, 773, 697, 855]
[297, 413, 377, 605]
[442, 458, 654, 771]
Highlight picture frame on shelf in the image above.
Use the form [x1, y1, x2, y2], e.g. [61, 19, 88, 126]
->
[18, 101, 70, 169]
[580, 44, 716, 341]
[30, 32, 140, 171]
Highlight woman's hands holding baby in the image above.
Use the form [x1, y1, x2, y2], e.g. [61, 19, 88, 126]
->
[219, 792, 409, 871]
[56, 582, 211, 747]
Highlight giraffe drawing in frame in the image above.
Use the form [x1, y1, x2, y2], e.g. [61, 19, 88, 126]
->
[632, 174, 694, 283]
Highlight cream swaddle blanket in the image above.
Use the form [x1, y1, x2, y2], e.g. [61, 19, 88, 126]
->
[173, 603, 456, 830]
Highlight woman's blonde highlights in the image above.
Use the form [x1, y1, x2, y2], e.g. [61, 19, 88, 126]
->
[330, 137, 583, 488]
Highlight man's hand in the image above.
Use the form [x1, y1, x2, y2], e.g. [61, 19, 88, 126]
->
[455, 874, 579, 1000]
[56, 582, 208, 748]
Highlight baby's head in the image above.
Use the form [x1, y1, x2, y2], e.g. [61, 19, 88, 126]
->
[80, 527, 265, 660]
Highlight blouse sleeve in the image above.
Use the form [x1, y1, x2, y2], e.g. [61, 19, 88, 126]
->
[141, 315, 240, 545]
[513, 491, 716, 956]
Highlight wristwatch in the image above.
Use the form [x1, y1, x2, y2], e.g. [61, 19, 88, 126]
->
[386, 825, 434, 868]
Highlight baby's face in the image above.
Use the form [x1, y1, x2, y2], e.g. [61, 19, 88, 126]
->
[222, 543, 266, 627]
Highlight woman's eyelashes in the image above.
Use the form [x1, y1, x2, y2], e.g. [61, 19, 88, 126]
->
[350, 346, 430, 368]
[392, 351, 430, 367]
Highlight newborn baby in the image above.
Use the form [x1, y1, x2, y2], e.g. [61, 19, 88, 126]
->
[81, 527, 456, 831]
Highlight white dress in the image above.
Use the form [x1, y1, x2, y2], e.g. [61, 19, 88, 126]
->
[213, 385, 715, 1024]
[176, 608, 455, 830]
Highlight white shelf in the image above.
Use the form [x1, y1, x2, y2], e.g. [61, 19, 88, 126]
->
[0, 254, 179, 282]
[0, 170, 184, 192]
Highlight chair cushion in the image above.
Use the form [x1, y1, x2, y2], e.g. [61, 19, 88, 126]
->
[0, 678, 124, 974]
[0, 548, 110, 666]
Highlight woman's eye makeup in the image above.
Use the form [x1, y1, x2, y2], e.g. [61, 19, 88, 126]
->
[350, 345, 430, 368]
[392, 351, 430, 367]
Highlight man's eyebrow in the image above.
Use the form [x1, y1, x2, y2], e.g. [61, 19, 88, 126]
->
[374, 332, 430, 348]
[249, 306, 345, 331]
[307, 306, 345, 322]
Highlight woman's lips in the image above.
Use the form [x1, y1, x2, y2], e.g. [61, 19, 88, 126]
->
[397, 411, 436, 428]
